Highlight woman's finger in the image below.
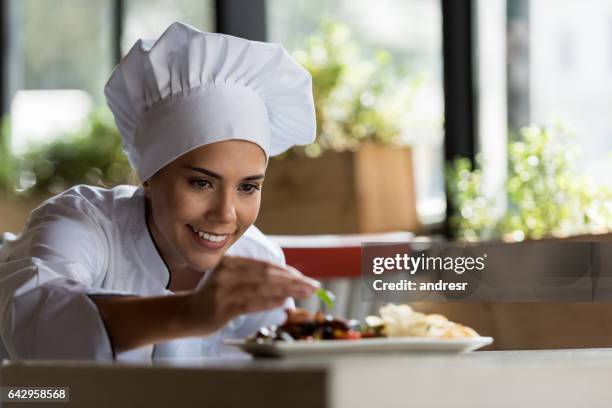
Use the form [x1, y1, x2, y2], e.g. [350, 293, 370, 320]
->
[217, 264, 320, 289]
[285, 265, 321, 289]
[223, 281, 316, 300]
[221, 256, 320, 287]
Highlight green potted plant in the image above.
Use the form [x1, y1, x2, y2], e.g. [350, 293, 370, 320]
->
[0, 109, 133, 234]
[446, 125, 612, 242]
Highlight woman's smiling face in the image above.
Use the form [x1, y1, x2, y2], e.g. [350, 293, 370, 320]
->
[143, 140, 266, 272]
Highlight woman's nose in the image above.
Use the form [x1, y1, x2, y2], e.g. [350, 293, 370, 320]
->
[207, 190, 237, 224]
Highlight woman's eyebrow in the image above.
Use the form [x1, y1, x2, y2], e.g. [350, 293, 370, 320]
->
[242, 174, 265, 181]
[182, 165, 222, 179]
[181, 165, 264, 181]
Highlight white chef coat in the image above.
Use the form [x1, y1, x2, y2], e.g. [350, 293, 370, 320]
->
[0, 184, 292, 361]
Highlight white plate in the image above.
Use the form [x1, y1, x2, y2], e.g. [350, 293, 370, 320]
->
[223, 336, 493, 358]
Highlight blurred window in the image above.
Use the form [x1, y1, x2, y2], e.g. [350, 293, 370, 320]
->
[10, 0, 113, 101]
[470, 0, 612, 239]
[8, 0, 113, 151]
[7, 0, 215, 155]
[528, 0, 612, 185]
[266, 0, 446, 225]
[10, 90, 92, 154]
[480, 0, 612, 187]
[122, 0, 215, 55]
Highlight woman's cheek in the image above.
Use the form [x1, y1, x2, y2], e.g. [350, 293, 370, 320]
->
[239, 197, 261, 226]
[177, 197, 203, 221]
[169, 185, 199, 217]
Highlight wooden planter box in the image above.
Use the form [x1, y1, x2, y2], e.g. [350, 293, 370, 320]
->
[256, 144, 419, 235]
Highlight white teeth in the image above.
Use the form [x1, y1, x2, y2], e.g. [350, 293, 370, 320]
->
[190, 225, 227, 243]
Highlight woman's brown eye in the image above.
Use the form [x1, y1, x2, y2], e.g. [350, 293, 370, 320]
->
[240, 184, 260, 194]
[191, 179, 212, 190]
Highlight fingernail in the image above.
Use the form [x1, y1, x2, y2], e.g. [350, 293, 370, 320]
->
[285, 265, 320, 288]
[305, 277, 321, 288]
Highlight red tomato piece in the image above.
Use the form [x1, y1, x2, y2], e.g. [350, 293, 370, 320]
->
[339, 330, 362, 340]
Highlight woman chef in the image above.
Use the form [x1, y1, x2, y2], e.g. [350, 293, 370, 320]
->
[0, 22, 319, 360]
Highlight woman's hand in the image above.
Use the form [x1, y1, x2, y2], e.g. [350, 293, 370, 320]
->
[186, 256, 319, 335]
[91, 256, 318, 353]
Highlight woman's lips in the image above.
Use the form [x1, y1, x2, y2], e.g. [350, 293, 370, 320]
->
[187, 225, 230, 250]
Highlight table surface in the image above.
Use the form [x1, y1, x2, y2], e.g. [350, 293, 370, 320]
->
[3, 348, 612, 408]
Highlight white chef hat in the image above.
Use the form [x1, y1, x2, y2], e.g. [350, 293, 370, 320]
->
[104, 22, 316, 181]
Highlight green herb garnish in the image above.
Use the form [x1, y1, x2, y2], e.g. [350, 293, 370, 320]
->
[316, 288, 336, 311]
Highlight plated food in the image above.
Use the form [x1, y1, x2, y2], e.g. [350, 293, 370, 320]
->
[248, 303, 481, 344]
[228, 303, 491, 357]
[374, 303, 481, 340]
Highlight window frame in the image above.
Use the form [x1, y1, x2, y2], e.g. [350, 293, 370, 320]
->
[441, 0, 477, 236]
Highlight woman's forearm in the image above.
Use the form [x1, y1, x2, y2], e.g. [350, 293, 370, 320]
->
[89, 258, 317, 355]
[90, 294, 202, 354]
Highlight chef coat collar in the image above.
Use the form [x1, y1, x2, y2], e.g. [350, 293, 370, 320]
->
[130, 187, 171, 289]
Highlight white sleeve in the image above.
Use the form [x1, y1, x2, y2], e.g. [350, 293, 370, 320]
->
[0, 196, 117, 360]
